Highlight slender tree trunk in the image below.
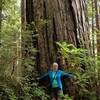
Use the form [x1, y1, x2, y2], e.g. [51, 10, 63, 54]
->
[94, 0, 100, 29]
[91, 0, 96, 56]
[0, 0, 2, 48]
[94, 0, 100, 55]
[21, 0, 26, 27]
[0, 11, 1, 31]
[21, 0, 91, 72]
[0, 0, 2, 31]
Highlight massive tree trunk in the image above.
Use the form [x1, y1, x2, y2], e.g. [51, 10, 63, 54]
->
[21, 0, 91, 73]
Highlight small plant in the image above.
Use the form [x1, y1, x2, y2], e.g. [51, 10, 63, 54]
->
[63, 94, 72, 100]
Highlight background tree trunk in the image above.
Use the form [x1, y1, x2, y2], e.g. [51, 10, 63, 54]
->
[21, 0, 91, 73]
[0, 0, 2, 48]
[94, 0, 100, 30]
[0, 0, 2, 31]
[91, 0, 95, 56]
[94, 0, 100, 55]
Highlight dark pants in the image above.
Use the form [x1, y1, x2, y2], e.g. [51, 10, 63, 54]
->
[51, 87, 63, 100]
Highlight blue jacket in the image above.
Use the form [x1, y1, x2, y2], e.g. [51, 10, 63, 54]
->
[39, 70, 73, 90]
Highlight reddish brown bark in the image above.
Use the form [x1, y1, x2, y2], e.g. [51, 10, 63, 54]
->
[21, 0, 91, 72]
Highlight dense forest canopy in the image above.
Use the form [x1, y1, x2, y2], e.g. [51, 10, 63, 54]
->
[0, 0, 100, 100]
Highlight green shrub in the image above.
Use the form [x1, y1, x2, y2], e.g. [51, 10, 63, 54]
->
[57, 42, 100, 99]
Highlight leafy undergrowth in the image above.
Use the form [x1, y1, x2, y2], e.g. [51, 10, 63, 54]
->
[57, 42, 100, 100]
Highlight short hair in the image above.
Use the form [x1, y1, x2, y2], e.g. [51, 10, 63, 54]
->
[53, 62, 58, 67]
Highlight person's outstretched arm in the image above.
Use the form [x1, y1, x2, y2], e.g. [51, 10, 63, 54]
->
[37, 73, 49, 81]
[61, 71, 74, 78]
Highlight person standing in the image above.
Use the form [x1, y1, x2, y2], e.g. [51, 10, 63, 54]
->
[37, 63, 74, 100]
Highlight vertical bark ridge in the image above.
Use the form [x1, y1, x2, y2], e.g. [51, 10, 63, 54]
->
[26, 0, 34, 24]
[43, 1, 51, 68]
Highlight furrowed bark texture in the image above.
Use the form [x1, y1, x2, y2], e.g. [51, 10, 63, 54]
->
[22, 0, 91, 72]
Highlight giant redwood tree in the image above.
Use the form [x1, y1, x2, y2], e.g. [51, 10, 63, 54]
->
[21, 0, 91, 73]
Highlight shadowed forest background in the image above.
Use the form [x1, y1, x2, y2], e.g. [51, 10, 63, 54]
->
[0, 0, 100, 100]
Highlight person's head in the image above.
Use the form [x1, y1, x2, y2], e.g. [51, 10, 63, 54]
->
[52, 62, 58, 71]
